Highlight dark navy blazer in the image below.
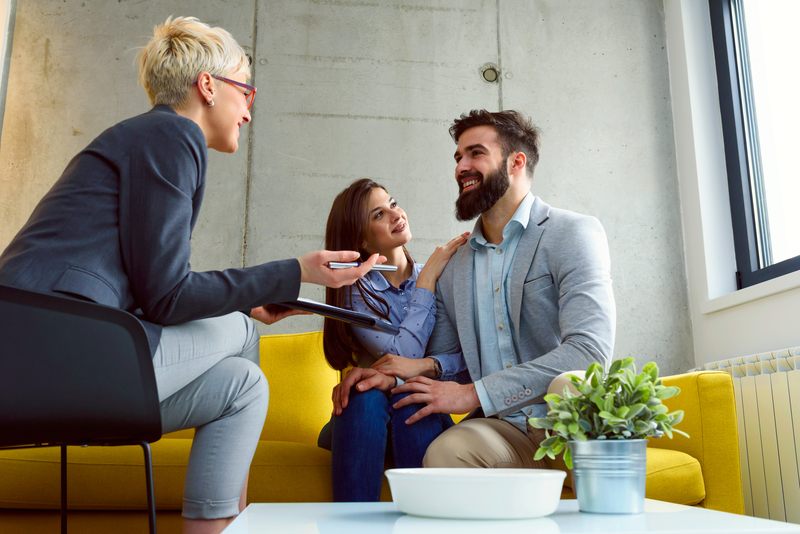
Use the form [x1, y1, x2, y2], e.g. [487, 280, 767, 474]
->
[0, 106, 301, 356]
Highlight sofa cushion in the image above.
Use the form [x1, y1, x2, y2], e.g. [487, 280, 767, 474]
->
[646, 447, 705, 506]
[166, 332, 340, 447]
[0, 439, 332, 510]
[558, 446, 705, 506]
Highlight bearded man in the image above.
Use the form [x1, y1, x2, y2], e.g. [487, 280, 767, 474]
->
[336, 109, 616, 469]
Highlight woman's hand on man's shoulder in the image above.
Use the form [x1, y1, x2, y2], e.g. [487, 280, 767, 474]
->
[416, 232, 470, 291]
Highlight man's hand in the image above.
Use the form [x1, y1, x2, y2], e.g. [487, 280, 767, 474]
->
[298, 250, 386, 288]
[371, 354, 436, 380]
[392, 377, 481, 424]
[332, 367, 396, 416]
[250, 304, 310, 325]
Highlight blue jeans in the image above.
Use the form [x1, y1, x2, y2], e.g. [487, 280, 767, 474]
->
[324, 388, 454, 502]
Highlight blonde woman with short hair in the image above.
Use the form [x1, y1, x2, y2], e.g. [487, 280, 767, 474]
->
[0, 16, 380, 534]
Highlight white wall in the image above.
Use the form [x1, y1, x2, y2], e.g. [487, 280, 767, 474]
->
[664, 0, 800, 367]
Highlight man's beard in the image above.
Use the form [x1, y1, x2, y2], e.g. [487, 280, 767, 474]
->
[454, 164, 510, 221]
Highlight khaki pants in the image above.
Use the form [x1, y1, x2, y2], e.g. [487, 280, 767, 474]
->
[422, 371, 582, 475]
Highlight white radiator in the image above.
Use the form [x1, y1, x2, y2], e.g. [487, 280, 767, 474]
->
[696, 348, 800, 523]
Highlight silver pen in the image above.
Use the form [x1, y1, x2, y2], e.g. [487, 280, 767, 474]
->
[328, 262, 398, 272]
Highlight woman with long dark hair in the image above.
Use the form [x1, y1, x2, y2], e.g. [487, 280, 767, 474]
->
[318, 178, 469, 502]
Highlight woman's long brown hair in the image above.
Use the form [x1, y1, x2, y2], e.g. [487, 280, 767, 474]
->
[323, 179, 402, 370]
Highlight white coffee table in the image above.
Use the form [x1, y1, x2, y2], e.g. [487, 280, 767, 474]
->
[222, 500, 800, 533]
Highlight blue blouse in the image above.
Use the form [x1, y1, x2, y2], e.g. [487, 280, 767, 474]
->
[347, 263, 467, 380]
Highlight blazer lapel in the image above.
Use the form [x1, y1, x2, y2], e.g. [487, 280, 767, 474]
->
[453, 245, 481, 382]
[510, 198, 550, 344]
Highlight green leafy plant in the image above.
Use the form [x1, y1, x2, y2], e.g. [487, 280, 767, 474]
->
[529, 358, 688, 468]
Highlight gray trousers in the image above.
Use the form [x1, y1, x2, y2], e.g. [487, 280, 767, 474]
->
[153, 312, 268, 520]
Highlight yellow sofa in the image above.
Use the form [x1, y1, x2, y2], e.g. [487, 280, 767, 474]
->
[0, 332, 743, 533]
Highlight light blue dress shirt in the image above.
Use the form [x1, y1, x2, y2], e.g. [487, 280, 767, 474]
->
[471, 192, 547, 433]
[348, 263, 467, 380]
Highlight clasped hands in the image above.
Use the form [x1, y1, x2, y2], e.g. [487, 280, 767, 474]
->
[331, 363, 479, 425]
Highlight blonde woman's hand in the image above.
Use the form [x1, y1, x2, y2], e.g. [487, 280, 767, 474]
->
[416, 232, 470, 292]
[250, 304, 311, 325]
[371, 354, 437, 380]
[297, 250, 386, 288]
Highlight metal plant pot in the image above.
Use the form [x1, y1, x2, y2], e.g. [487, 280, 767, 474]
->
[569, 439, 647, 514]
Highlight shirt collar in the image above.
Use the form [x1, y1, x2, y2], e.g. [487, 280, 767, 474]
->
[468, 192, 535, 250]
[363, 262, 421, 292]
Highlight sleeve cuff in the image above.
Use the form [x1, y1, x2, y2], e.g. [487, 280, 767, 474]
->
[474, 380, 498, 417]
[395, 377, 405, 387]
[433, 352, 465, 377]
[410, 287, 435, 309]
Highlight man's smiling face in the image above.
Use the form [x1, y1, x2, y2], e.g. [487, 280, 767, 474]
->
[453, 125, 510, 221]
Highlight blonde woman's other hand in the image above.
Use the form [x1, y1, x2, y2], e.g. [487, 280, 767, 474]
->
[250, 304, 311, 325]
[416, 232, 470, 292]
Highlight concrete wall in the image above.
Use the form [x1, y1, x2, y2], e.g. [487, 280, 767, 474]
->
[0, 0, 693, 375]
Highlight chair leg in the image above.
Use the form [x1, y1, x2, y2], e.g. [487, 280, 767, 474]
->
[140, 442, 157, 534]
[61, 445, 67, 534]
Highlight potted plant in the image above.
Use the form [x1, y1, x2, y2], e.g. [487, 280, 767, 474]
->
[529, 358, 688, 514]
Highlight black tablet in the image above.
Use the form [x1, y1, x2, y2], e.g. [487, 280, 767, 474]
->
[280, 298, 400, 335]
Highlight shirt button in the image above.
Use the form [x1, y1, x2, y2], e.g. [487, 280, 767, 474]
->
[526, 409, 532, 415]
[497, 249, 503, 255]
[506, 363, 512, 368]
[494, 286, 500, 292]
[403, 306, 408, 310]
[498, 324, 504, 330]
[400, 292, 404, 296]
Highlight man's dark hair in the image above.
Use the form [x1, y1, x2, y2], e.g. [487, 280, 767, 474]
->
[449, 110, 541, 175]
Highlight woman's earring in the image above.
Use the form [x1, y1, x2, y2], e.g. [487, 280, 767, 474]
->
[206, 100, 215, 107]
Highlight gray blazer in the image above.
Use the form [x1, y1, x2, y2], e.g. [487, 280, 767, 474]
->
[425, 197, 616, 419]
[0, 106, 301, 355]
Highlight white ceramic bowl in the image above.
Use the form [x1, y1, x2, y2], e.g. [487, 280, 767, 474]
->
[385, 468, 566, 520]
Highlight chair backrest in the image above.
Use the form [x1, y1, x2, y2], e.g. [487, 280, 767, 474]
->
[0, 284, 161, 447]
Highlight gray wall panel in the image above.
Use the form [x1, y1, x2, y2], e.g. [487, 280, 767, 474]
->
[499, 0, 693, 374]
[248, 0, 496, 334]
[0, 0, 694, 373]
[0, 0, 256, 271]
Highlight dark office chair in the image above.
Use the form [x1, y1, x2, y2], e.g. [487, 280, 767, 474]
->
[0, 284, 162, 534]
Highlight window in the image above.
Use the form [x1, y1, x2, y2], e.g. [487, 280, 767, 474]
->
[709, 0, 800, 289]
[0, 0, 17, 146]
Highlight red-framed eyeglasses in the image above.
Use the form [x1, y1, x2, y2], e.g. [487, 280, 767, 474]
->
[192, 74, 257, 110]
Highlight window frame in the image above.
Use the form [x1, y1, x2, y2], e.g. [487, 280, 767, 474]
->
[708, 0, 800, 289]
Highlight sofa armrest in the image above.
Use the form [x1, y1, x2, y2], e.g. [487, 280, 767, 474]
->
[649, 371, 744, 514]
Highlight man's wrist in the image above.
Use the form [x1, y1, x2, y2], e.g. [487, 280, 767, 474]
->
[463, 383, 481, 412]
